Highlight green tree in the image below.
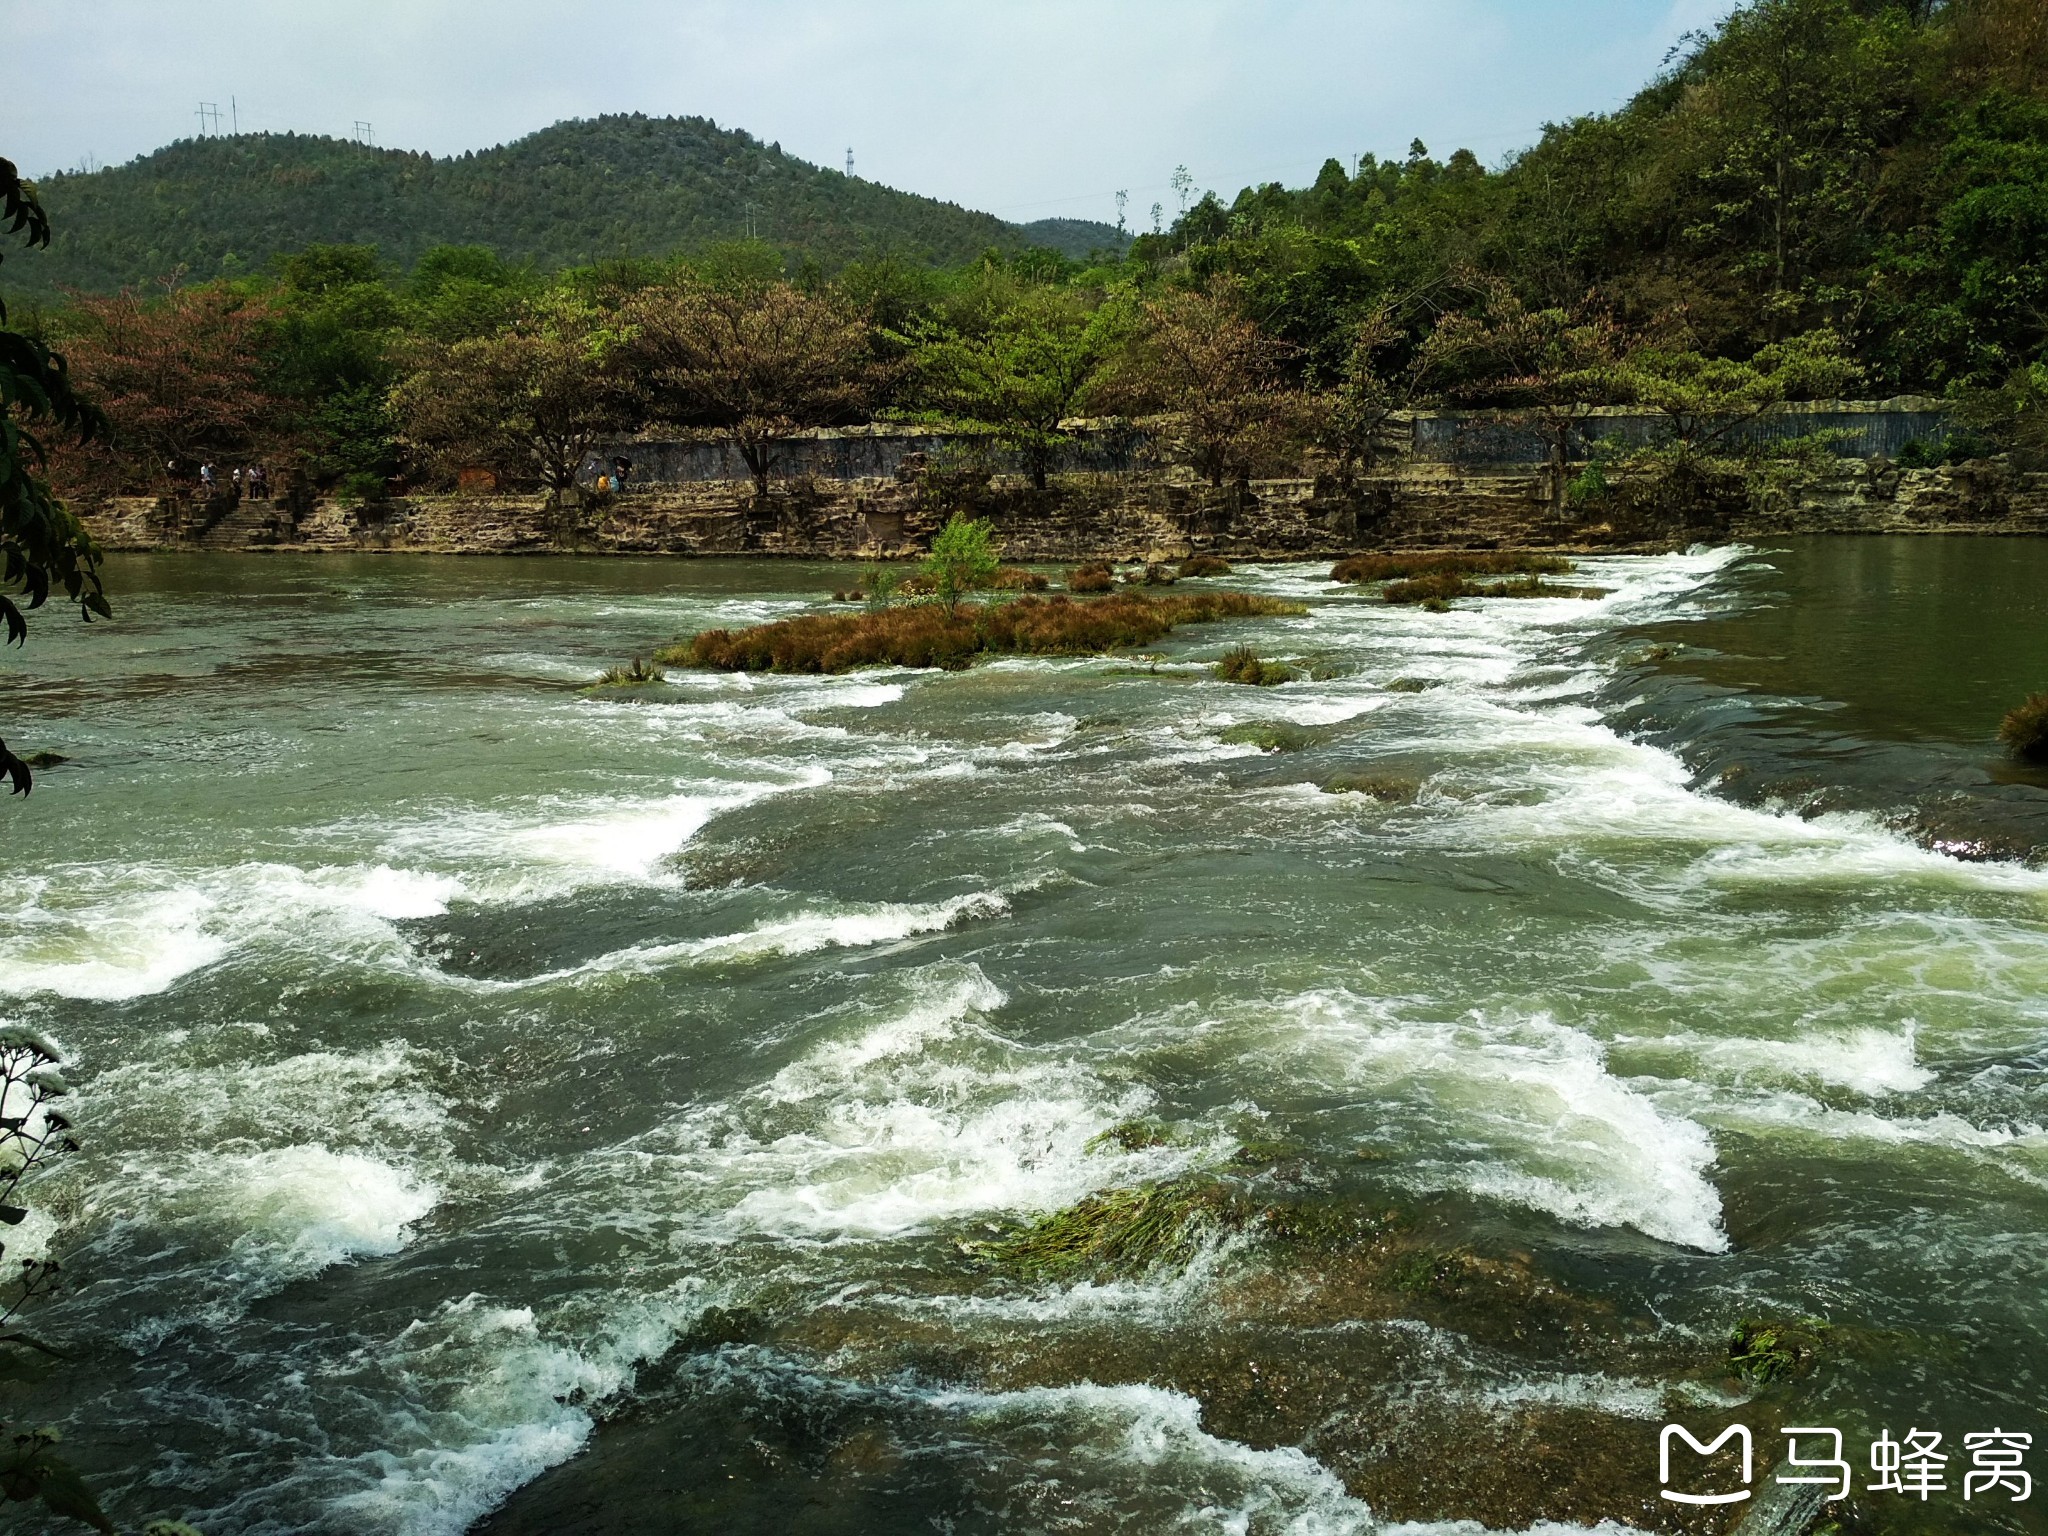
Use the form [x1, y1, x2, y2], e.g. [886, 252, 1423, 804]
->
[1667, 0, 1914, 334]
[921, 512, 1001, 611]
[1, 157, 108, 795]
[912, 288, 1127, 490]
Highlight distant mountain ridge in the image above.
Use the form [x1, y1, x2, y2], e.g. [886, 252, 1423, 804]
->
[17, 114, 1127, 299]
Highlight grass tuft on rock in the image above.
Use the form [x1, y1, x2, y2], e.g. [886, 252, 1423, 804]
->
[1215, 645, 1294, 686]
[1322, 773, 1420, 802]
[1065, 562, 1115, 593]
[975, 1179, 1235, 1281]
[1219, 721, 1319, 752]
[1178, 555, 1233, 578]
[1728, 1316, 1831, 1385]
[1999, 691, 2048, 762]
[587, 657, 668, 689]
[666, 591, 1305, 675]
[1332, 550, 1574, 585]
[1086, 1118, 1176, 1153]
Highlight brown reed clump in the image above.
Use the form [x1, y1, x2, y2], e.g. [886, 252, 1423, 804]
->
[2000, 692, 2048, 762]
[990, 566, 1051, 591]
[665, 590, 1306, 675]
[1331, 550, 1573, 585]
[1178, 555, 1234, 577]
[1214, 645, 1294, 686]
[1066, 562, 1116, 593]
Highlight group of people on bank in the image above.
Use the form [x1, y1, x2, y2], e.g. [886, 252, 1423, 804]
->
[186, 461, 273, 499]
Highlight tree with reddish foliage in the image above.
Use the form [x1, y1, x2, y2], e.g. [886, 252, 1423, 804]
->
[1100, 282, 1299, 487]
[624, 278, 879, 498]
[51, 278, 297, 494]
[392, 292, 632, 501]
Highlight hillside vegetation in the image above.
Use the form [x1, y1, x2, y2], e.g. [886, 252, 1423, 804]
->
[19, 115, 1126, 301]
[13, 0, 2046, 517]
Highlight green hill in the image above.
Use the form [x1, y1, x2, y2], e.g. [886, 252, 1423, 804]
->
[19, 114, 1126, 299]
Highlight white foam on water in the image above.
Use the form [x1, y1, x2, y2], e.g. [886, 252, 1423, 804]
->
[1182, 991, 1727, 1251]
[0, 862, 464, 1001]
[376, 770, 827, 902]
[559, 890, 1010, 983]
[1385, 1521, 1654, 1536]
[1677, 1025, 1935, 1096]
[0, 881, 224, 1001]
[929, 1379, 1376, 1535]
[639, 964, 1186, 1240]
[213, 1145, 437, 1278]
[330, 1289, 714, 1536]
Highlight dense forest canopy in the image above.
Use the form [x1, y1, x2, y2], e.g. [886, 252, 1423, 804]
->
[19, 0, 2048, 507]
[17, 114, 1128, 302]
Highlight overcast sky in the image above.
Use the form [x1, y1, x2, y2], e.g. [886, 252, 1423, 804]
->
[8, 1, 1739, 224]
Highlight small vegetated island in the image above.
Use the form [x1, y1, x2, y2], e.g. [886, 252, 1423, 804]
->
[654, 519, 1300, 675]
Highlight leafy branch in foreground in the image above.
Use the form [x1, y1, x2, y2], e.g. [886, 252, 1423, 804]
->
[2, 156, 110, 795]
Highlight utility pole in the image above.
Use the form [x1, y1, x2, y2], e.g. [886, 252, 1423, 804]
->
[354, 120, 375, 147]
[744, 201, 759, 239]
[845, 147, 854, 178]
[1115, 189, 1128, 235]
[196, 101, 222, 136]
[231, 96, 238, 135]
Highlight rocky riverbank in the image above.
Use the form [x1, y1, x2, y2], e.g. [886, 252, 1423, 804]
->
[75, 454, 2048, 562]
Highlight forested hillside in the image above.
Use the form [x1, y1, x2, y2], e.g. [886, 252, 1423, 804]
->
[19, 115, 1125, 300]
[1152, 0, 2045, 394]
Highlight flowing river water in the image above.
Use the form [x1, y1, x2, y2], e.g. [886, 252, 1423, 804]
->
[3, 539, 2046, 1535]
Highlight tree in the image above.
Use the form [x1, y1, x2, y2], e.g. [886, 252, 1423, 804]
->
[625, 276, 877, 498]
[912, 288, 1127, 490]
[53, 278, 295, 493]
[921, 513, 1001, 611]
[392, 292, 631, 501]
[1417, 282, 1635, 512]
[1318, 303, 1421, 483]
[1, 157, 108, 796]
[1615, 327, 1865, 451]
[1098, 282, 1299, 486]
[1669, 0, 1914, 334]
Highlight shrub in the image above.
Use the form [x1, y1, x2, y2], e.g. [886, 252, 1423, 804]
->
[334, 470, 388, 506]
[1066, 562, 1115, 593]
[667, 590, 1306, 674]
[589, 656, 667, 688]
[1999, 692, 2048, 761]
[1331, 550, 1572, 584]
[990, 566, 1050, 591]
[923, 513, 1002, 610]
[1178, 554, 1233, 578]
[1215, 645, 1294, 686]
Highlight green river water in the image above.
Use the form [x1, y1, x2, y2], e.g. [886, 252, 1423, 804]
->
[2, 539, 2045, 1535]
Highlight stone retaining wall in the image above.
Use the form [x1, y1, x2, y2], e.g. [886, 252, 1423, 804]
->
[77, 455, 2048, 561]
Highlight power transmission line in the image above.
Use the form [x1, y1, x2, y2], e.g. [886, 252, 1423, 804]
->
[353, 120, 375, 147]
[195, 101, 222, 136]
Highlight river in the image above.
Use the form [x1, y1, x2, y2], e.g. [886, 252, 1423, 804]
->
[3, 540, 2044, 1535]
